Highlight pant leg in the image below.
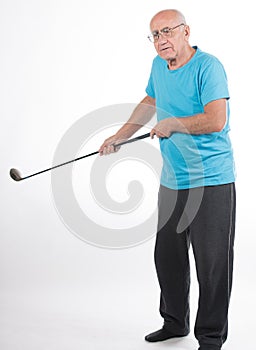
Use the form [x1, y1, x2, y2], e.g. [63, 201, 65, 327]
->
[154, 185, 190, 335]
[190, 183, 236, 348]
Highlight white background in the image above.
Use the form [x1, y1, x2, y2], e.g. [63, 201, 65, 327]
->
[0, 0, 255, 349]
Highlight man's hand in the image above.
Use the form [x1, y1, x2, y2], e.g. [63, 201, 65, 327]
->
[150, 118, 174, 139]
[98, 135, 127, 156]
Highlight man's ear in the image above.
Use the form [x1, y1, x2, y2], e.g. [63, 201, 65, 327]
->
[184, 25, 190, 41]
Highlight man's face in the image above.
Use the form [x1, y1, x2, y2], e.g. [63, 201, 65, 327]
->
[150, 14, 189, 62]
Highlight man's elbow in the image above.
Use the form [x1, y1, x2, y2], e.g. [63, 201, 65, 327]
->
[204, 99, 227, 133]
[214, 114, 227, 132]
[144, 95, 156, 106]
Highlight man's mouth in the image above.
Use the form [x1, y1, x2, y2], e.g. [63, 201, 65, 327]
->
[160, 47, 172, 51]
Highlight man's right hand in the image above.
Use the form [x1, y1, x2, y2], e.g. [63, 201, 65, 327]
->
[98, 95, 155, 156]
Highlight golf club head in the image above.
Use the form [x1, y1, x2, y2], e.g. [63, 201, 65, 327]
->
[10, 168, 22, 181]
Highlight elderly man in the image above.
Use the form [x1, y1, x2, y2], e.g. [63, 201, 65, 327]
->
[99, 9, 236, 350]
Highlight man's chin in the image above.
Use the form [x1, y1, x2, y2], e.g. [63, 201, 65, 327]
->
[160, 53, 176, 62]
[159, 49, 176, 61]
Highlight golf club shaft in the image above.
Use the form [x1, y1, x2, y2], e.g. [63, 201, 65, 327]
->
[20, 132, 151, 181]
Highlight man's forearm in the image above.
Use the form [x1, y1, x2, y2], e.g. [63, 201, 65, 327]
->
[150, 99, 227, 138]
[115, 95, 156, 139]
[171, 112, 224, 135]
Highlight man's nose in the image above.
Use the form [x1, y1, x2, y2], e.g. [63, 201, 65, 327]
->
[158, 34, 168, 45]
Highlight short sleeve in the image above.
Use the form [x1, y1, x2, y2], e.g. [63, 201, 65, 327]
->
[145, 68, 156, 99]
[200, 58, 230, 106]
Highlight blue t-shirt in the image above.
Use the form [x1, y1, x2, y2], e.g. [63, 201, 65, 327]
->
[146, 46, 236, 189]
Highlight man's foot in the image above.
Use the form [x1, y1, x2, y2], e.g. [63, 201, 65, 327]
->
[198, 346, 221, 350]
[145, 327, 188, 342]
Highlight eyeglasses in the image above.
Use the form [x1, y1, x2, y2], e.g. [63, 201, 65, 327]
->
[148, 23, 185, 43]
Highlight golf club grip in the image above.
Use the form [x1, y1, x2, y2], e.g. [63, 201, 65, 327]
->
[114, 132, 151, 148]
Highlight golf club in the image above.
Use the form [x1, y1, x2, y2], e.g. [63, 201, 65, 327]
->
[10, 132, 151, 182]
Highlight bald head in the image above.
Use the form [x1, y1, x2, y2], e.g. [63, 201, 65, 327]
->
[150, 9, 186, 29]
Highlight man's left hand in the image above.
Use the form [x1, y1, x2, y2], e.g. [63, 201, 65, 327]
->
[150, 118, 174, 139]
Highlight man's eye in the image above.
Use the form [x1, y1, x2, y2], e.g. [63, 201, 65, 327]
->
[153, 33, 159, 39]
[162, 28, 171, 34]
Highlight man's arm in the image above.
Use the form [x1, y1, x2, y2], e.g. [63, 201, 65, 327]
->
[150, 99, 227, 138]
[99, 95, 155, 155]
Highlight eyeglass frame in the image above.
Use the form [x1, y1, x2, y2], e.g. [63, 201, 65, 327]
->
[147, 23, 185, 43]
